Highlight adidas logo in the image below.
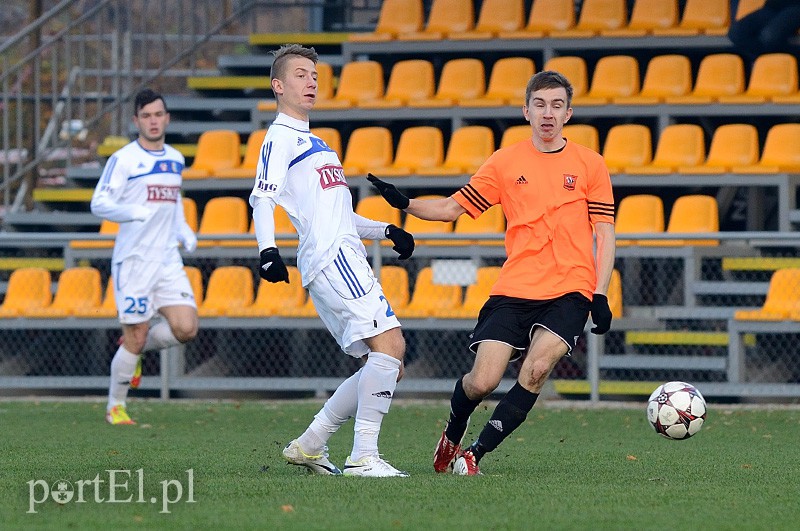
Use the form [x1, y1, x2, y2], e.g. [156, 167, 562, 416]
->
[489, 419, 503, 432]
[297, 137, 306, 146]
[372, 390, 393, 399]
[137, 162, 146, 168]
[516, 175, 528, 184]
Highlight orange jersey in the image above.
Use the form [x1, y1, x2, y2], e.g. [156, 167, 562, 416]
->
[453, 139, 614, 300]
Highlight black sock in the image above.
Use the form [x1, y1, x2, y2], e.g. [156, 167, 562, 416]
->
[471, 382, 539, 462]
[444, 377, 482, 444]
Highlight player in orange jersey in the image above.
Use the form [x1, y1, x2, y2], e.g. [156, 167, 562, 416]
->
[368, 70, 616, 475]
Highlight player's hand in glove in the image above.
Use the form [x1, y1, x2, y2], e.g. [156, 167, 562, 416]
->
[590, 293, 612, 335]
[367, 174, 410, 210]
[259, 247, 290, 283]
[385, 224, 415, 260]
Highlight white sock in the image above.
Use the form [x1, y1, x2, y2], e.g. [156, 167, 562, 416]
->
[351, 352, 401, 461]
[297, 368, 362, 454]
[107, 346, 139, 410]
[142, 321, 179, 352]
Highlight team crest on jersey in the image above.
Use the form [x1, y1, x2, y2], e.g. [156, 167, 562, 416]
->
[317, 164, 346, 190]
[146, 185, 180, 202]
[563, 174, 577, 191]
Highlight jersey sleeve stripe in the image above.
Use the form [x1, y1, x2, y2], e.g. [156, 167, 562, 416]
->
[457, 184, 492, 212]
[588, 206, 615, 215]
[100, 155, 117, 185]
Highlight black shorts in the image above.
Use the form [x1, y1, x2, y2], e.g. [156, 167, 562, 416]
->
[469, 292, 591, 358]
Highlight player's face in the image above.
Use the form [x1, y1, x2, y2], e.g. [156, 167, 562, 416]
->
[523, 87, 573, 148]
[273, 57, 318, 120]
[133, 99, 170, 147]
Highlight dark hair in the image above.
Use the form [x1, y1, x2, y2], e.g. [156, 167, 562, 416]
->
[525, 71, 574, 108]
[271, 44, 318, 82]
[134, 89, 167, 115]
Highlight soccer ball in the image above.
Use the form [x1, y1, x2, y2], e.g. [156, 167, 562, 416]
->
[646, 381, 707, 440]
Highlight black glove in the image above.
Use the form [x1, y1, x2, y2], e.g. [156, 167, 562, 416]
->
[367, 173, 410, 210]
[385, 224, 415, 260]
[259, 247, 289, 283]
[590, 293, 612, 335]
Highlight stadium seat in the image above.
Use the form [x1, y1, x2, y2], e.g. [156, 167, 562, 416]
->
[197, 266, 254, 317]
[197, 196, 249, 247]
[574, 55, 640, 105]
[341, 126, 394, 176]
[449, 0, 525, 40]
[184, 266, 204, 306]
[417, 126, 495, 175]
[500, 125, 532, 148]
[653, 0, 729, 36]
[602, 124, 653, 173]
[355, 195, 402, 227]
[69, 219, 118, 250]
[397, 0, 474, 40]
[314, 61, 384, 110]
[718, 53, 799, 104]
[735, 268, 800, 321]
[0, 267, 52, 317]
[380, 265, 410, 312]
[543, 56, 589, 100]
[371, 126, 444, 176]
[615, 55, 692, 104]
[402, 195, 454, 245]
[227, 267, 304, 317]
[442, 266, 501, 318]
[625, 124, 704, 174]
[311, 127, 342, 159]
[74, 277, 117, 318]
[661, 195, 719, 246]
[678, 124, 760, 174]
[409, 58, 486, 107]
[460, 57, 535, 107]
[608, 269, 623, 318]
[182, 197, 198, 233]
[26, 267, 102, 318]
[279, 289, 318, 318]
[446, 204, 505, 246]
[237, 204, 298, 248]
[563, 124, 600, 152]
[348, 0, 424, 41]
[182, 130, 241, 179]
[257, 62, 334, 112]
[217, 129, 267, 178]
[614, 194, 664, 246]
[500, 0, 576, 38]
[359, 60, 435, 109]
[603, 0, 679, 36]
[550, 0, 627, 38]
[735, 0, 765, 19]
[394, 266, 462, 318]
[732, 123, 800, 173]
[665, 54, 745, 104]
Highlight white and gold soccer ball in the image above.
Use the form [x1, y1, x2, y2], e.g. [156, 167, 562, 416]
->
[646, 381, 707, 440]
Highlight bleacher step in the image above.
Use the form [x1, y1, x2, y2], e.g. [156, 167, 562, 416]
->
[599, 354, 726, 371]
[553, 380, 663, 396]
[722, 256, 800, 271]
[3, 212, 99, 227]
[626, 331, 756, 346]
[692, 280, 769, 295]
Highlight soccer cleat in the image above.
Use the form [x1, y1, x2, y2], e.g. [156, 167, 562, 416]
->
[343, 454, 409, 477]
[452, 449, 481, 476]
[433, 430, 462, 473]
[130, 355, 143, 389]
[106, 405, 136, 425]
[282, 439, 342, 475]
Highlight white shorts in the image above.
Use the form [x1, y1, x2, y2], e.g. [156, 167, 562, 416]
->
[113, 258, 196, 325]
[308, 244, 401, 358]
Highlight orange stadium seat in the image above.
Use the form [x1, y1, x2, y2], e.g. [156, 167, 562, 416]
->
[442, 266, 502, 318]
[380, 266, 410, 313]
[197, 196, 249, 248]
[409, 58, 486, 107]
[602, 124, 653, 173]
[74, 277, 117, 318]
[371, 126, 444, 176]
[227, 267, 304, 317]
[735, 0, 765, 19]
[625, 124, 705, 174]
[460, 57, 535, 107]
[660, 195, 719, 246]
[665, 54, 745, 104]
[69, 219, 118, 250]
[653, 0, 729, 36]
[543, 56, 589, 100]
[603, 0, 679, 36]
[348, 0, 424, 41]
[402, 195, 454, 245]
[550, 0, 627, 38]
[679, 124, 760, 174]
[615, 55, 692, 104]
[500, 125, 532, 148]
[26, 267, 102, 318]
[449, 0, 525, 40]
[417, 126, 495, 176]
[718, 53, 799, 104]
[311, 127, 342, 159]
[500, 0, 576, 38]
[735, 268, 800, 321]
[608, 269, 624, 318]
[614, 194, 665, 246]
[398, 0, 474, 40]
[574, 55, 640, 105]
[257, 62, 334, 111]
[218, 129, 267, 178]
[0, 267, 52, 318]
[197, 266, 254, 317]
[314, 61, 384, 110]
[182, 197, 198, 233]
[342, 127, 394, 176]
[182, 130, 241, 179]
[359, 59, 435, 109]
[183, 266, 204, 306]
[563, 124, 600, 152]
[355, 195, 402, 227]
[732, 123, 800, 173]
[395, 267, 462, 318]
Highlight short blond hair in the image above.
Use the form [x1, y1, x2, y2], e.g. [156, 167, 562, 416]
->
[271, 44, 318, 82]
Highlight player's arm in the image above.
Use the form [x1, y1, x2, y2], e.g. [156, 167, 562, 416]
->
[593, 221, 616, 295]
[352, 212, 415, 260]
[90, 155, 151, 222]
[367, 173, 466, 222]
[252, 196, 289, 283]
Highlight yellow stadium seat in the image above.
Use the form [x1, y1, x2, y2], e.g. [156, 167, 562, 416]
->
[360, 60, 435, 109]
[735, 0, 765, 19]
[660, 195, 719, 247]
[732, 123, 800, 174]
[348, 0, 424, 41]
[543, 56, 589, 100]
[445, 204, 505, 247]
[395, 266, 462, 318]
[198, 266, 254, 317]
[563, 124, 600, 152]
[500, 0, 576, 38]
[608, 269, 623, 318]
[460, 57, 535, 107]
[665, 54, 745, 104]
[197, 196, 249, 248]
[73, 277, 116, 318]
[449, 0, 525, 40]
[402, 195, 454, 246]
[653, 0, 729, 36]
[257, 62, 334, 112]
[398, 0, 474, 40]
[182, 130, 241, 179]
[718, 53, 799, 104]
[603, 0, 679, 36]
[371, 127, 444, 176]
[500, 125, 532, 148]
[311, 127, 342, 159]
[184, 266, 204, 306]
[216, 129, 267, 178]
[602, 124, 653, 173]
[26, 267, 102, 318]
[735, 268, 800, 320]
[417, 126, 495, 176]
[381, 266, 410, 312]
[625, 124, 704, 174]
[0, 268, 52, 318]
[409, 58, 486, 107]
[614, 194, 665, 246]
[615, 55, 692, 104]
[550, 0, 627, 38]
[227, 267, 304, 317]
[69, 219, 118, 250]
[679, 124, 759, 174]
[574, 55, 640, 106]
[355, 195, 401, 248]
[182, 197, 198, 233]
[342, 127, 394, 176]
[442, 266, 501, 318]
[314, 61, 384, 110]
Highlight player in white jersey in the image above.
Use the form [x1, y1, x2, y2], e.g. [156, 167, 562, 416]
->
[90, 89, 198, 425]
[250, 45, 415, 477]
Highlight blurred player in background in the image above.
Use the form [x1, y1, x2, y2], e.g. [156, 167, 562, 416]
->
[90, 89, 198, 425]
[369, 71, 616, 475]
[251, 44, 415, 477]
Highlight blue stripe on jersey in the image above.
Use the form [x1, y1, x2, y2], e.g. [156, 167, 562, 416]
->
[129, 159, 184, 181]
[288, 136, 335, 169]
[256, 141, 273, 192]
[100, 155, 118, 185]
[334, 249, 365, 298]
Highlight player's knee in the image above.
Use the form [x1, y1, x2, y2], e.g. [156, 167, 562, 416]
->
[171, 320, 198, 343]
[463, 373, 499, 399]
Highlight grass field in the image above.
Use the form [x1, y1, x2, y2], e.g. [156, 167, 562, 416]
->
[2, 398, 799, 530]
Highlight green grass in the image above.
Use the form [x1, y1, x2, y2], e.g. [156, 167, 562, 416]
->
[2, 399, 799, 530]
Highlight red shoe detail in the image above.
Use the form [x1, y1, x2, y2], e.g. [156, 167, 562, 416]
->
[433, 430, 461, 473]
[453, 449, 481, 476]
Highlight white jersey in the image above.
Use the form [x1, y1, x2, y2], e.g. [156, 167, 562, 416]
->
[90, 140, 189, 264]
[249, 113, 365, 286]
